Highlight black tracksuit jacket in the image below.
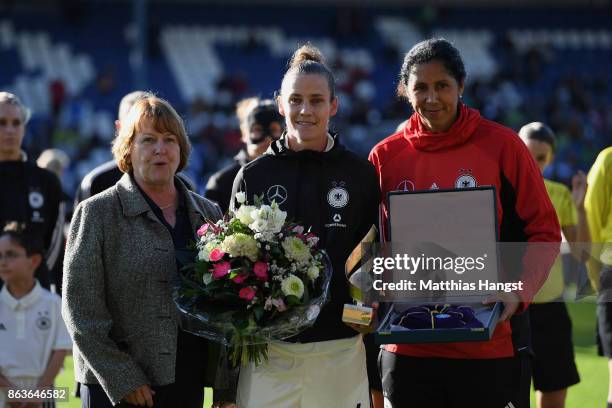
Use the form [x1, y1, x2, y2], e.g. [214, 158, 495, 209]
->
[0, 160, 64, 287]
[232, 134, 380, 343]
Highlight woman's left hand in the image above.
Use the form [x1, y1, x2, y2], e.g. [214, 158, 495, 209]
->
[482, 291, 521, 321]
[124, 385, 155, 407]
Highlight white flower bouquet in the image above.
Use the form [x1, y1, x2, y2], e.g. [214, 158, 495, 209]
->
[174, 193, 332, 366]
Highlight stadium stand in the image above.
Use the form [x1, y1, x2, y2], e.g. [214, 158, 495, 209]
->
[1, 3, 610, 201]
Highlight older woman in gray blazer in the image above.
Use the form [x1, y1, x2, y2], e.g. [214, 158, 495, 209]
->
[62, 94, 222, 408]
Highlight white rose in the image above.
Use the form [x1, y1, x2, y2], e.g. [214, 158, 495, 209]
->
[235, 205, 256, 226]
[307, 265, 319, 280]
[235, 192, 246, 204]
[269, 201, 287, 233]
[249, 203, 287, 234]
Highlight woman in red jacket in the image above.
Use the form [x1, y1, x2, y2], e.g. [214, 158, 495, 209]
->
[369, 38, 561, 408]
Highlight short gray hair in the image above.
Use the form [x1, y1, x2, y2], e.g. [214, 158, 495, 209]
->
[0, 92, 32, 124]
[118, 90, 150, 121]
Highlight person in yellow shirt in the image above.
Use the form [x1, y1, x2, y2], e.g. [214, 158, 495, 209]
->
[584, 146, 612, 408]
[520, 122, 590, 408]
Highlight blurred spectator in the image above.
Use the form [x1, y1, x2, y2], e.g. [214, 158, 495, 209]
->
[205, 97, 283, 213]
[37, 148, 71, 294]
[74, 90, 146, 205]
[96, 65, 116, 96]
[49, 79, 67, 121]
[0, 92, 64, 291]
[3, 6, 610, 201]
[519, 122, 586, 408]
[37, 148, 70, 181]
[584, 147, 612, 408]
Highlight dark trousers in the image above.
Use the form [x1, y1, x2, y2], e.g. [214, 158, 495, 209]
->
[597, 265, 612, 356]
[379, 349, 532, 408]
[81, 329, 208, 408]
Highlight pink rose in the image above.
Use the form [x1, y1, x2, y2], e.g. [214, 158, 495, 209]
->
[212, 261, 231, 279]
[239, 286, 256, 302]
[209, 248, 225, 262]
[253, 261, 269, 281]
[272, 298, 287, 312]
[197, 224, 209, 237]
[292, 226, 304, 234]
[232, 273, 248, 284]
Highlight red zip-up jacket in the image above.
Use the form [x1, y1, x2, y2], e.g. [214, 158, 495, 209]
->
[368, 104, 560, 359]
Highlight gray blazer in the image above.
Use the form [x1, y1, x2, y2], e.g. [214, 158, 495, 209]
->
[61, 173, 222, 405]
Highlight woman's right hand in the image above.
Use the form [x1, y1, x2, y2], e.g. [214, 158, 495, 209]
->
[124, 384, 155, 407]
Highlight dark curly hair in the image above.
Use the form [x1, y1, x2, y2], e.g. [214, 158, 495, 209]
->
[397, 38, 466, 98]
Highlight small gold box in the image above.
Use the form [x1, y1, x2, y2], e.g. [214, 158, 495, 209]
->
[342, 304, 373, 326]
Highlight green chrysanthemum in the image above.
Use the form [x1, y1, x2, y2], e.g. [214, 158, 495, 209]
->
[282, 237, 311, 263]
[281, 274, 305, 299]
[221, 233, 258, 262]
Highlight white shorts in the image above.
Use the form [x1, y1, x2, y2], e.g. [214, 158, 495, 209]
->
[237, 335, 370, 408]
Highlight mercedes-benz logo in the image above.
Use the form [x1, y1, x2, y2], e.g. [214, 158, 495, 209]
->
[396, 179, 415, 192]
[267, 185, 288, 205]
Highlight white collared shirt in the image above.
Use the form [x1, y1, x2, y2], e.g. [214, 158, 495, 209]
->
[284, 134, 335, 152]
[0, 281, 72, 378]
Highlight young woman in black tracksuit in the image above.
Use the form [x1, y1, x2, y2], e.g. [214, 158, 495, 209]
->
[231, 44, 380, 408]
